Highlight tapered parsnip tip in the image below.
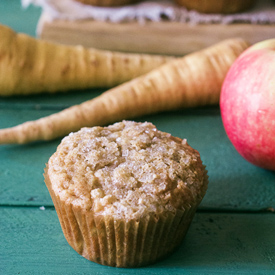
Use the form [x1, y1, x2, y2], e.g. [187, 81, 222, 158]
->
[0, 120, 49, 144]
[0, 127, 20, 144]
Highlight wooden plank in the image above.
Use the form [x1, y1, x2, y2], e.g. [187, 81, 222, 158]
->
[0, 88, 105, 110]
[1, 207, 275, 274]
[1, 107, 275, 210]
[39, 14, 275, 55]
[0, 109, 60, 206]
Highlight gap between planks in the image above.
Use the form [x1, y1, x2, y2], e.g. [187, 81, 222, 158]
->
[0, 204, 274, 214]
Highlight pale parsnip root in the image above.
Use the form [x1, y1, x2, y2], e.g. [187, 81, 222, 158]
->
[0, 38, 250, 144]
[0, 24, 174, 96]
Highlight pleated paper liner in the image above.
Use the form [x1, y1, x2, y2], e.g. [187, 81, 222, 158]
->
[45, 167, 198, 267]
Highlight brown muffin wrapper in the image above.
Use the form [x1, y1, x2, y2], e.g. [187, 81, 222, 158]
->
[175, 0, 256, 14]
[45, 167, 198, 267]
[73, 0, 138, 7]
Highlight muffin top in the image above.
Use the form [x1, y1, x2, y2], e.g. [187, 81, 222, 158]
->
[47, 121, 208, 219]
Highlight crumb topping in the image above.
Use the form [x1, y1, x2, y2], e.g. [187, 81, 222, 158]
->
[47, 121, 208, 219]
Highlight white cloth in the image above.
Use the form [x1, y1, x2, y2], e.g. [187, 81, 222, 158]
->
[22, 0, 275, 25]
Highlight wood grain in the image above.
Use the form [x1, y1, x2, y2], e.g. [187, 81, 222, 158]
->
[39, 14, 275, 55]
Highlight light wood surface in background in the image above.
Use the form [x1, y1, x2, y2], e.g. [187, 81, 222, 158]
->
[39, 14, 275, 55]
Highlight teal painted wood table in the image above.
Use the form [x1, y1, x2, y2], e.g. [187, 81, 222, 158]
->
[1, 1, 275, 274]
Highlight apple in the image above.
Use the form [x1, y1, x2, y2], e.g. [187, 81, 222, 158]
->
[220, 39, 275, 171]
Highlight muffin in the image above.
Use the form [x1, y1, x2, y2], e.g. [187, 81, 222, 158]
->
[44, 121, 208, 267]
[174, 0, 256, 14]
[73, 0, 138, 7]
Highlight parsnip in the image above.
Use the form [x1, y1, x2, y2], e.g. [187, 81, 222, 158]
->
[0, 38, 250, 144]
[0, 24, 174, 96]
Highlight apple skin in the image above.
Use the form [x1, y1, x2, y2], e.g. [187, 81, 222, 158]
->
[220, 39, 275, 171]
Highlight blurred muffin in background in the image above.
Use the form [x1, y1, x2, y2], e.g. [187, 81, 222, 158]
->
[73, 0, 139, 7]
[174, 0, 257, 14]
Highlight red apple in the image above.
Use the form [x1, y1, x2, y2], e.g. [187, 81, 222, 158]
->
[220, 39, 275, 171]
